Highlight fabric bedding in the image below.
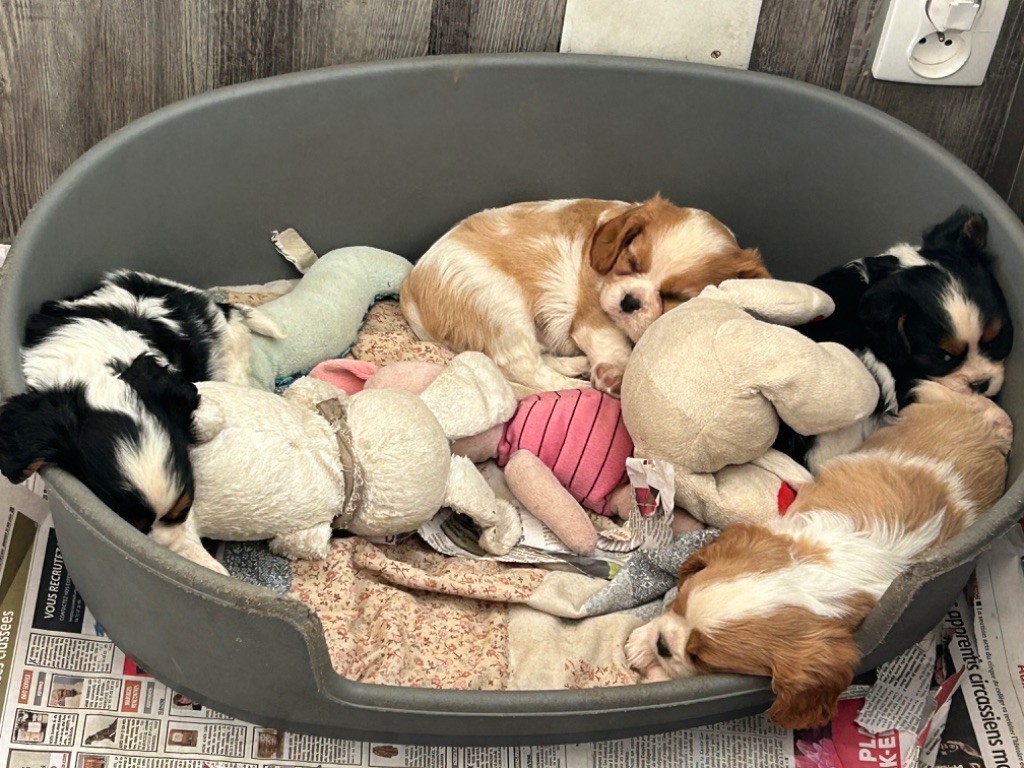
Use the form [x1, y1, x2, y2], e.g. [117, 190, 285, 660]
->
[213, 290, 713, 690]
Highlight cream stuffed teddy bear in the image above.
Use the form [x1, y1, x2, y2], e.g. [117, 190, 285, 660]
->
[150, 352, 524, 575]
[620, 279, 881, 529]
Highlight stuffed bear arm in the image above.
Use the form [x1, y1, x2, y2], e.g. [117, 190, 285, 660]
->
[191, 399, 227, 443]
[700, 280, 835, 327]
[420, 352, 517, 440]
[674, 461, 803, 529]
[150, 515, 229, 575]
[715, 321, 880, 437]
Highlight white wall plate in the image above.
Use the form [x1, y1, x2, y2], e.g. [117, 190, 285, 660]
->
[560, 0, 764, 69]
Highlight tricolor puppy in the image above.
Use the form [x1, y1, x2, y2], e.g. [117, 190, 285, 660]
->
[401, 196, 769, 395]
[776, 208, 1013, 469]
[626, 382, 1011, 729]
[0, 270, 278, 532]
[805, 208, 1012, 400]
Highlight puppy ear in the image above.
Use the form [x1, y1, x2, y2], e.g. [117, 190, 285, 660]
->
[963, 213, 988, 249]
[767, 625, 860, 730]
[734, 248, 772, 279]
[119, 353, 167, 379]
[0, 390, 77, 483]
[923, 207, 988, 252]
[589, 205, 647, 275]
[858, 277, 914, 365]
[677, 550, 708, 584]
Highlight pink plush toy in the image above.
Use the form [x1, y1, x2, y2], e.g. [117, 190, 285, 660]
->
[311, 359, 706, 555]
[454, 388, 634, 555]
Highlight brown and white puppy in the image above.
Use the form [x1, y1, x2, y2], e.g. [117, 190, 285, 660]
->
[400, 196, 769, 395]
[625, 381, 1012, 729]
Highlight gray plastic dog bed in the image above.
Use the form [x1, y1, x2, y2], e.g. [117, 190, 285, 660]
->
[1, 54, 1023, 745]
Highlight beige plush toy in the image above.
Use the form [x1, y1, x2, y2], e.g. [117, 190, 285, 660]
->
[620, 279, 881, 529]
[149, 352, 524, 575]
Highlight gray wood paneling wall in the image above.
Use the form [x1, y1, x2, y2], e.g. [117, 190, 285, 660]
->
[1, 0, 1022, 241]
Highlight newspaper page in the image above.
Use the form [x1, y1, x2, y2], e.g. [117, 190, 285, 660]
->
[953, 526, 1024, 768]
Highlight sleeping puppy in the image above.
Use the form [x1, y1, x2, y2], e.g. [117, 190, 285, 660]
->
[0, 270, 278, 532]
[401, 196, 769, 395]
[625, 382, 1011, 729]
[776, 207, 1013, 469]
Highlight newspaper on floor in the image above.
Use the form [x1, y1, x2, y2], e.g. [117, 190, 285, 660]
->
[940, 526, 1024, 768]
[854, 630, 959, 765]
[0, 472, 983, 768]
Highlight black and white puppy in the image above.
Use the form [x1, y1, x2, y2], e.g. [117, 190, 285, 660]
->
[0, 270, 279, 531]
[776, 207, 1013, 469]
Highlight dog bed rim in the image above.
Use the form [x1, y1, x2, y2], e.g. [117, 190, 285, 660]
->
[2, 52, 1023, 730]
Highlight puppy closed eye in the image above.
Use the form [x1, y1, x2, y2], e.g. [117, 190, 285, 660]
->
[926, 338, 967, 372]
[621, 234, 645, 274]
[684, 630, 712, 672]
[623, 230, 641, 252]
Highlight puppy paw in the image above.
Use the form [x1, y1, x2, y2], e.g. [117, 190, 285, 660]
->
[984, 403, 1014, 454]
[625, 627, 674, 682]
[269, 523, 333, 561]
[592, 363, 624, 397]
[639, 665, 671, 683]
[625, 625, 657, 673]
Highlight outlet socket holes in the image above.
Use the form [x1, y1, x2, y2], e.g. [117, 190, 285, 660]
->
[910, 31, 970, 78]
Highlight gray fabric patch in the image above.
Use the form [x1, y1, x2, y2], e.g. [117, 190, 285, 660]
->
[220, 541, 292, 594]
[581, 528, 720, 617]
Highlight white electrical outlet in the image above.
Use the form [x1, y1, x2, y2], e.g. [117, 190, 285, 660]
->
[560, 0, 764, 69]
[872, 0, 1009, 85]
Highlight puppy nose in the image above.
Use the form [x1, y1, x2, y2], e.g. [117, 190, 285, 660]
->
[620, 294, 641, 314]
[969, 378, 991, 394]
[656, 634, 672, 659]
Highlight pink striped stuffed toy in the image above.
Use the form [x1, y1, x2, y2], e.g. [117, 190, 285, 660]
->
[311, 358, 646, 555]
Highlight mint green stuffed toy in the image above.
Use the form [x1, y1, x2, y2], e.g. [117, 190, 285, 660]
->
[245, 244, 412, 390]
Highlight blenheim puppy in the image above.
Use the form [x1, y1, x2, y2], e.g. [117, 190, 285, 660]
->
[400, 196, 769, 394]
[626, 382, 1011, 729]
